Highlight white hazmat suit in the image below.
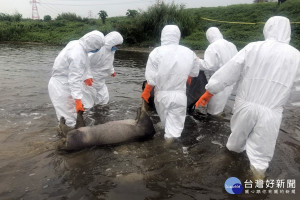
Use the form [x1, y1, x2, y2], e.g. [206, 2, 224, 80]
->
[199, 27, 238, 115]
[86, 31, 123, 105]
[145, 25, 200, 138]
[205, 16, 300, 172]
[48, 30, 105, 127]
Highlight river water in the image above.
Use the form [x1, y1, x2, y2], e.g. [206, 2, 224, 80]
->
[0, 43, 299, 200]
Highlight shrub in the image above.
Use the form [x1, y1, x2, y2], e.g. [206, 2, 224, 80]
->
[116, 2, 196, 46]
[56, 13, 83, 22]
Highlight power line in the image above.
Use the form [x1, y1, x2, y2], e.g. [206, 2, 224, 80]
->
[52, 0, 145, 2]
[39, 0, 66, 18]
[40, 0, 147, 7]
[42, 0, 65, 13]
[39, 4, 60, 17]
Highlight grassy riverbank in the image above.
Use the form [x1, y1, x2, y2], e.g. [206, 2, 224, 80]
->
[0, 0, 300, 50]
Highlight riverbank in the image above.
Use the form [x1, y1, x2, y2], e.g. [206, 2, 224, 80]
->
[0, 42, 205, 56]
[118, 46, 205, 56]
[1, 1, 299, 50]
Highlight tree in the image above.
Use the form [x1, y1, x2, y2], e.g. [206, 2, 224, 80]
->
[98, 10, 108, 24]
[126, 9, 139, 17]
[44, 15, 52, 22]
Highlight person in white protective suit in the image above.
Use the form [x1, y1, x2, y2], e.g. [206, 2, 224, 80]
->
[196, 16, 300, 175]
[198, 27, 238, 115]
[141, 25, 200, 139]
[85, 31, 123, 105]
[48, 30, 105, 128]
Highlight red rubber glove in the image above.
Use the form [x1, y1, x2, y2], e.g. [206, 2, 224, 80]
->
[141, 83, 153, 103]
[84, 78, 93, 86]
[75, 99, 84, 113]
[195, 90, 214, 107]
[111, 72, 116, 77]
[187, 76, 192, 86]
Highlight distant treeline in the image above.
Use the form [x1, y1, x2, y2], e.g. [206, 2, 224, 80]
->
[0, 0, 299, 50]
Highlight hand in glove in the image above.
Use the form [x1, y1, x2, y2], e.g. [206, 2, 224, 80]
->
[141, 83, 153, 103]
[84, 78, 93, 86]
[75, 99, 84, 113]
[195, 90, 213, 107]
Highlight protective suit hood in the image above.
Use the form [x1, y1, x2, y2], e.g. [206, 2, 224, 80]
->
[263, 16, 291, 44]
[161, 25, 181, 46]
[105, 31, 123, 48]
[206, 27, 223, 44]
[79, 30, 105, 52]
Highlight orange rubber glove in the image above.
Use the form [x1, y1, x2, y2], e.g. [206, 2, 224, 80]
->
[84, 78, 93, 86]
[111, 72, 116, 77]
[187, 76, 192, 86]
[141, 83, 153, 103]
[75, 99, 84, 113]
[195, 90, 214, 107]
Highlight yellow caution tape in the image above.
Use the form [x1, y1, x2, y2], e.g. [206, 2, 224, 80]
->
[201, 17, 261, 25]
[201, 17, 300, 25]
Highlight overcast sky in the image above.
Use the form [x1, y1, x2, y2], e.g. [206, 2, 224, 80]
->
[0, 0, 256, 19]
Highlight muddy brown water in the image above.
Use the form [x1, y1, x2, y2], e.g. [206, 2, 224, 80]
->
[0, 43, 299, 200]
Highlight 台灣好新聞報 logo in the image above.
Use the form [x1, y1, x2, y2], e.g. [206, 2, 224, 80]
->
[225, 177, 243, 194]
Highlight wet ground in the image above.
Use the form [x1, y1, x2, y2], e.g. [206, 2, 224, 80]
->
[0, 43, 299, 200]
